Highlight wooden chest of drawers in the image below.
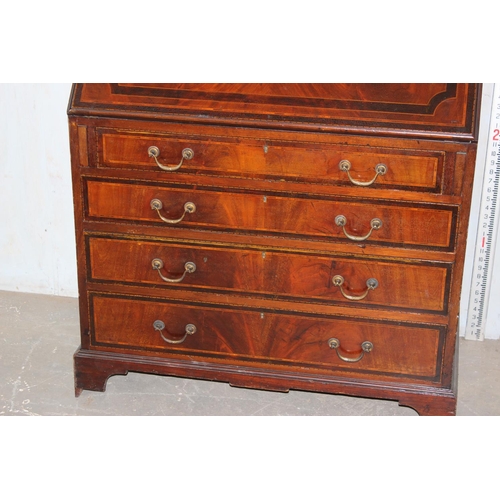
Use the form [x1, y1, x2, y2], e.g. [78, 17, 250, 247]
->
[68, 83, 481, 415]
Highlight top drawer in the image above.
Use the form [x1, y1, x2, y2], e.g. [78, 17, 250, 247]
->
[95, 128, 446, 194]
[69, 83, 480, 141]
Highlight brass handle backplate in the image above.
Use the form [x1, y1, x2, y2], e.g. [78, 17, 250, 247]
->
[150, 199, 196, 224]
[332, 275, 378, 301]
[148, 146, 194, 171]
[339, 160, 387, 187]
[152, 258, 196, 283]
[153, 320, 196, 344]
[335, 215, 383, 241]
[328, 337, 373, 363]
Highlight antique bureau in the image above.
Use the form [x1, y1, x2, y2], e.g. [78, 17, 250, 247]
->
[68, 83, 481, 415]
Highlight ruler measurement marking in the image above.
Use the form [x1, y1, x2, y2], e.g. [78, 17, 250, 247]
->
[465, 86, 500, 341]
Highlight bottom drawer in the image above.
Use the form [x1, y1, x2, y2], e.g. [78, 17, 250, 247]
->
[90, 294, 445, 382]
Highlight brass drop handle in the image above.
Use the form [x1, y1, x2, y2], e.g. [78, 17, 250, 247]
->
[335, 215, 383, 241]
[150, 199, 196, 224]
[339, 160, 387, 187]
[332, 275, 378, 301]
[328, 337, 373, 363]
[153, 320, 196, 344]
[152, 258, 196, 283]
[148, 146, 194, 171]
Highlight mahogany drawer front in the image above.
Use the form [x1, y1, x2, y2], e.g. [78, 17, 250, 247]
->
[96, 129, 445, 193]
[88, 236, 451, 313]
[90, 294, 445, 381]
[85, 180, 457, 251]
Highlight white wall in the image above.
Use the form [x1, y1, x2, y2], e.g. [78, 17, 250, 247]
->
[0, 83, 498, 337]
[0, 84, 77, 297]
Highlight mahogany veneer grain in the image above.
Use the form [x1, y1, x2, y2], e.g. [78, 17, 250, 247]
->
[69, 83, 481, 415]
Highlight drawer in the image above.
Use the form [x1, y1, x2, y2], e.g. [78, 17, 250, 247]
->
[85, 180, 457, 251]
[90, 294, 445, 381]
[88, 236, 451, 313]
[96, 128, 445, 193]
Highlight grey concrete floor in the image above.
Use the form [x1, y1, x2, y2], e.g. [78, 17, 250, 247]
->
[1, 289, 499, 416]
